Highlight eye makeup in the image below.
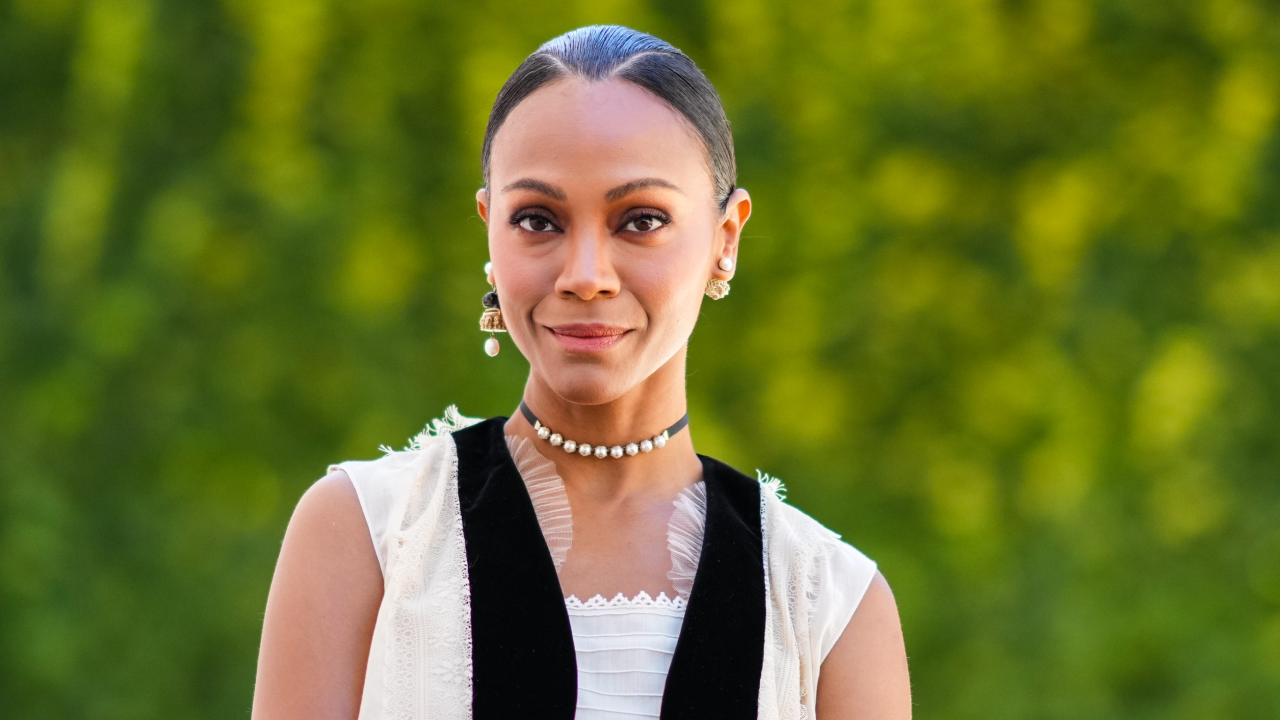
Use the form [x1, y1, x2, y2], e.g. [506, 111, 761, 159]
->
[505, 206, 674, 235]
[509, 208, 561, 233]
[619, 208, 672, 233]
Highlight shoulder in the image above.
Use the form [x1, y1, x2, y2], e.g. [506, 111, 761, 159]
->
[282, 467, 387, 586]
[268, 468, 383, 623]
[279, 461, 402, 581]
[291, 466, 367, 538]
[325, 404, 487, 571]
[816, 570, 912, 718]
[255, 468, 385, 718]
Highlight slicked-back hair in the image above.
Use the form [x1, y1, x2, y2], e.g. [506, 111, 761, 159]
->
[481, 25, 736, 211]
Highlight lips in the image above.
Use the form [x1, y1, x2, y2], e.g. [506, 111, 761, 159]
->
[547, 323, 632, 353]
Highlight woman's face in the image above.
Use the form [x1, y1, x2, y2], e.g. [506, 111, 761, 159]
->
[479, 77, 750, 406]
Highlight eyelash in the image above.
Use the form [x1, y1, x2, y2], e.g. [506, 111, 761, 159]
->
[508, 209, 672, 235]
[620, 210, 671, 233]
[509, 209, 560, 233]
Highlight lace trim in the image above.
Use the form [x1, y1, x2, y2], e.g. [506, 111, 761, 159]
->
[565, 590, 688, 611]
[379, 406, 483, 720]
[756, 468, 847, 720]
[758, 470, 780, 720]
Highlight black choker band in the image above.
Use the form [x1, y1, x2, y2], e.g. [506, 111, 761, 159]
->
[518, 399, 690, 459]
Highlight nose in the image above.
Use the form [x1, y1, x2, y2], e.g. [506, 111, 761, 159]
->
[555, 229, 619, 301]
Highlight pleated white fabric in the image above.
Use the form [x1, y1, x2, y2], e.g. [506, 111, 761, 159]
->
[563, 592, 687, 719]
[504, 434, 574, 571]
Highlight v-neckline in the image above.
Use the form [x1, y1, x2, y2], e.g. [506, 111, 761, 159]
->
[502, 431, 709, 603]
[452, 416, 765, 720]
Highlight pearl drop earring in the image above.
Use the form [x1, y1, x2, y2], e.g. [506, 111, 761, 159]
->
[479, 261, 506, 356]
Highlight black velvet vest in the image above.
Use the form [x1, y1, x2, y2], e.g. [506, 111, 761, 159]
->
[450, 416, 766, 719]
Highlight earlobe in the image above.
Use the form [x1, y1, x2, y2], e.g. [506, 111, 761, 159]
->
[476, 188, 490, 223]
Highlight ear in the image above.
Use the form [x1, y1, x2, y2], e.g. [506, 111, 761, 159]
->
[476, 188, 490, 223]
[714, 188, 752, 278]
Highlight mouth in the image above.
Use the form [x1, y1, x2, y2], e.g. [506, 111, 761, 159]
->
[546, 323, 633, 353]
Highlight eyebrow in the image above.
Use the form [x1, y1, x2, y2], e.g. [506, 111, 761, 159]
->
[605, 178, 683, 202]
[501, 177, 684, 203]
[501, 178, 568, 201]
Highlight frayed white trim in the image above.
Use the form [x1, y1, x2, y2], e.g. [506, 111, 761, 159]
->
[757, 469, 787, 501]
[379, 404, 484, 455]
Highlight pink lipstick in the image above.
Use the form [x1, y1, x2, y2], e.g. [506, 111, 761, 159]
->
[547, 323, 631, 353]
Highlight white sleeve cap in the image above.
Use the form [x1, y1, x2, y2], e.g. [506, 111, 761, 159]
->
[328, 452, 421, 576]
[811, 539, 879, 665]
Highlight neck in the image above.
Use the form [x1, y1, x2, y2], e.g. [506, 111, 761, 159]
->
[502, 348, 702, 499]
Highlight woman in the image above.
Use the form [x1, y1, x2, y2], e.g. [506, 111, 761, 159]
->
[252, 25, 911, 720]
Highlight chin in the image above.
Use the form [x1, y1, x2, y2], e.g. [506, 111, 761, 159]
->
[543, 367, 637, 406]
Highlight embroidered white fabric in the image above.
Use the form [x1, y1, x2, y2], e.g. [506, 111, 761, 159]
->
[756, 474, 878, 719]
[338, 406, 879, 720]
[334, 405, 483, 720]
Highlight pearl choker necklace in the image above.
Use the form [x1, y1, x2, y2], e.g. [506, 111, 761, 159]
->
[518, 399, 690, 459]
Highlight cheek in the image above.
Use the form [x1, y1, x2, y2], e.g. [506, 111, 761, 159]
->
[631, 248, 707, 335]
[487, 239, 541, 343]
[489, 225, 545, 295]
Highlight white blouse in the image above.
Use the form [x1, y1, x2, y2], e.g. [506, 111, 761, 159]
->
[506, 433, 707, 719]
[565, 592, 686, 719]
[333, 405, 879, 720]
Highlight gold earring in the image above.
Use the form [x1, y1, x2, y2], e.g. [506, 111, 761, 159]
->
[480, 265, 506, 356]
[705, 277, 730, 299]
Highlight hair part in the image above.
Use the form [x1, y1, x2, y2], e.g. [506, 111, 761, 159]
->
[481, 25, 737, 211]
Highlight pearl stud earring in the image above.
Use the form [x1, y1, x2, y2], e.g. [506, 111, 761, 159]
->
[718, 257, 734, 272]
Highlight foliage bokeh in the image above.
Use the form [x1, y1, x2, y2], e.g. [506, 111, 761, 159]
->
[2, 0, 1279, 717]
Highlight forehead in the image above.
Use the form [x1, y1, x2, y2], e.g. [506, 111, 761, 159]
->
[488, 76, 712, 195]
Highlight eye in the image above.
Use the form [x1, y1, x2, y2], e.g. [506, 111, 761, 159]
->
[511, 212, 560, 233]
[621, 213, 669, 233]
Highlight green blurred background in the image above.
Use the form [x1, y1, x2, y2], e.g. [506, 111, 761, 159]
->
[2, 0, 1279, 717]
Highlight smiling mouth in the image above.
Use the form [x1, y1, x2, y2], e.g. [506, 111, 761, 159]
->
[547, 323, 632, 353]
